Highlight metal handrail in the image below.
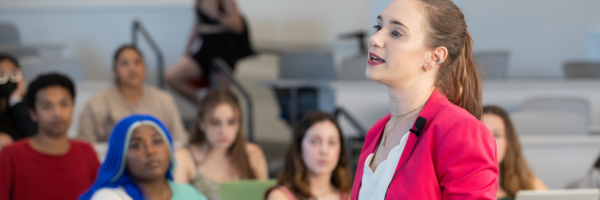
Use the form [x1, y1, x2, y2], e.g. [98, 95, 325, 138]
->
[335, 107, 367, 138]
[212, 58, 255, 142]
[132, 20, 165, 88]
[335, 107, 366, 173]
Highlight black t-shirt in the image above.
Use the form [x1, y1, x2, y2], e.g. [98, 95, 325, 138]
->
[0, 101, 37, 140]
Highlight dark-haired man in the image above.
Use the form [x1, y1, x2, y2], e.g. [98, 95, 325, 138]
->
[0, 73, 100, 200]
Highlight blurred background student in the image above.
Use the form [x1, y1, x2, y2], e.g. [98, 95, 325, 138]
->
[482, 106, 548, 200]
[265, 111, 351, 200]
[0, 54, 37, 147]
[164, 0, 254, 104]
[174, 89, 267, 200]
[0, 73, 99, 200]
[80, 114, 207, 200]
[78, 45, 187, 144]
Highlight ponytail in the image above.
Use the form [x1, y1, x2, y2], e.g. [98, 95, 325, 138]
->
[422, 0, 483, 120]
[448, 31, 482, 120]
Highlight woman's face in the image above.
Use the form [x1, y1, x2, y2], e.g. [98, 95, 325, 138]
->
[0, 59, 19, 76]
[0, 59, 21, 97]
[366, 0, 432, 87]
[301, 120, 341, 176]
[483, 113, 507, 163]
[115, 48, 145, 88]
[200, 103, 240, 150]
[126, 125, 171, 181]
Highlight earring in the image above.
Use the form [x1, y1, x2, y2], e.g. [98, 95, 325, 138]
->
[430, 65, 434, 69]
[437, 60, 443, 64]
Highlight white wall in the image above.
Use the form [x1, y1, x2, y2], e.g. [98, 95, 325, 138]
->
[0, 6, 194, 82]
[0, 0, 370, 81]
[371, 0, 600, 79]
[242, 0, 370, 44]
[0, 0, 192, 8]
[462, 0, 600, 79]
[7, 0, 598, 80]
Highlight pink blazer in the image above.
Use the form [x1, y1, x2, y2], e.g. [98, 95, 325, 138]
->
[351, 88, 498, 200]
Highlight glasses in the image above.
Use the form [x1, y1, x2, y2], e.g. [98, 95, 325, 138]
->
[0, 71, 22, 85]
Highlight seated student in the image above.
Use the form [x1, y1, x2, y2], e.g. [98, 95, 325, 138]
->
[79, 114, 207, 200]
[265, 111, 351, 200]
[0, 54, 37, 147]
[483, 106, 548, 200]
[78, 45, 186, 144]
[0, 73, 100, 200]
[174, 89, 268, 200]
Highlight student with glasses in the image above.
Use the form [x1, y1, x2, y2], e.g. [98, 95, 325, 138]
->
[0, 53, 37, 147]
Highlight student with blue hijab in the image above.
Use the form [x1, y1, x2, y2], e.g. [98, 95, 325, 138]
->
[80, 114, 207, 200]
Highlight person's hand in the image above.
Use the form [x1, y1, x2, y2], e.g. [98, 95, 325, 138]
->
[10, 73, 26, 100]
[0, 132, 14, 147]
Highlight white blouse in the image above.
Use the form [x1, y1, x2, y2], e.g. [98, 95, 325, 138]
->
[358, 132, 409, 200]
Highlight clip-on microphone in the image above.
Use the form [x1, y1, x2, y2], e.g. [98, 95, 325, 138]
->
[409, 116, 427, 137]
[383, 116, 427, 198]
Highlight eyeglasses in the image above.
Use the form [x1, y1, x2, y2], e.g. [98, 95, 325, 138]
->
[0, 71, 22, 85]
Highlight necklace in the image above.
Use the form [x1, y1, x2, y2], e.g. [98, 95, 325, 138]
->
[382, 102, 426, 146]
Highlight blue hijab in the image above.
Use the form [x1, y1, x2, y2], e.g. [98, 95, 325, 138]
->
[79, 114, 176, 200]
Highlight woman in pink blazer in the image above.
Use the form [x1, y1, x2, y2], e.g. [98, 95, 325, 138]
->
[352, 0, 498, 199]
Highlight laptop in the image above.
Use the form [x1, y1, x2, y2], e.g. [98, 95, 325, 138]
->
[515, 189, 600, 200]
[220, 179, 277, 200]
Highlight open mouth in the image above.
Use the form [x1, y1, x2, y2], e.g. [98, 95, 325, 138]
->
[368, 52, 386, 65]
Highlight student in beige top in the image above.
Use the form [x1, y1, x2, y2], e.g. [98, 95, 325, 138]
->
[77, 45, 187, 144]
[174, 89, 268, 200]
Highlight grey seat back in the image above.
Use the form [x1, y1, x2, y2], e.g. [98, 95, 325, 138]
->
[473, 51, 510, 80]
[564, 61, 600, 79]
[521, 97, 590, 125]
[0, 22, 21, 45]
[511, 110, 587, 135]
[279, 52, 336, 80]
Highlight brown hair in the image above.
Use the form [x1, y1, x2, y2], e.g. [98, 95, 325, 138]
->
[265, 111, 351, 200]
[112, 44, 144, 85]
[189, 89, 256, 179]
[113, 44, 143, 69]
[483, 105, 535, 199]
[419, 0, 483, 120]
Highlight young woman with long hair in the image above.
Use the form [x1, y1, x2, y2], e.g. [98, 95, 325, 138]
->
[483, 106, 547, 200]
[351, 0, 498, 199]
[174, 89, 268, 200]
[265, 111, 352, 200]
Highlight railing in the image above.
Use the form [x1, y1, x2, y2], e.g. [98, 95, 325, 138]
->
[132, 20, 165, 88]
[212, 58, 255, 142]
[335, 107, 367, 137]
[335, 107, 366, 172]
